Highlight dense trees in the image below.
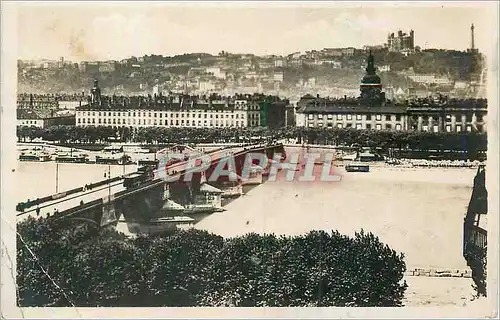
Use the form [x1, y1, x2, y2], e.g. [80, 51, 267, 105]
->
[17, 125, 487, 158]
[17, 217, 408, 307]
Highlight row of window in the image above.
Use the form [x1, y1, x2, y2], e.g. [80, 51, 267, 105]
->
[77, 113, 246, 122]
[77, 118, 246, 127]
[307, 114, 403, 121]
[308, 113, 485, 123]
[308, 123, 403, 130]
[308, 122, 479, 132]
[78, 110, 252, 117]
[19, 120, 42, 125]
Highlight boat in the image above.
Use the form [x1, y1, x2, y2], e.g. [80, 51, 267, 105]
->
[95, 153, 131, 165]
[19, 151, 51, 162]
[150, 216, 195, 226]
[123, 146, 151, 154]
[183, 205, 225, 214]
[55, 152, 88, 163]
[345, 162, 370, 172]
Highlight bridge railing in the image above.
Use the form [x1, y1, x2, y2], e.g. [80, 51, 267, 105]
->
[16, 176, 123, 213]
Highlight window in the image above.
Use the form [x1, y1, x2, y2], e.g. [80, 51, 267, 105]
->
[346, 123, 352, 128]
[456, 125, 462, 132]
[466, 125, 472, 132]
[476, 114, 484, 122]
[423, 125, 429, 132]
[455, 114, 462, 122]
[445, 115, 451, 122]
[466, 114, 473, 122]
[308, 123, 314, 128]
[356, 123, 362, 129]
[318, 123, 323, 127]
[376, 114, 381, 121]
[366, 114, 372, 121]
[308, 114, 314, 120]
[327, 114, 333, 119]
[376, 124, 382, 130]
[356, 114, 362, 120]
[395, 115, 401, 121]
[366, 123, 371, 129]
[337, 114, 343, 120]
[318, 114, 323, 119]
[337, 123, 343, 128]
[385, 124, 392, 130]
[347, 114, 352, 120]
[433, 125, 439, 132]
[385, 115, 391, 121]
[446, 125, 451, 132]
[396, 124, 401, 131]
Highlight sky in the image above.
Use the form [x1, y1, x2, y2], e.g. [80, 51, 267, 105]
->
[12, 1, 497, 62]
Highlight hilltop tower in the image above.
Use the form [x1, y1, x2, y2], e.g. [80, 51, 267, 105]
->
[471, 24, 475, 51]
[360, 51, 384, 105]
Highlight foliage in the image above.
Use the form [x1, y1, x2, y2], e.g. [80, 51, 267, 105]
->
[17, 217, 407, 307]
[17, 125, 487, 155]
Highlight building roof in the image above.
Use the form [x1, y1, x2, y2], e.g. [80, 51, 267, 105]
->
[199, 183, 223, 194]
[162, 199, 185, 211]
[17, 109, 41, 120]
[299, 103, 408, 114]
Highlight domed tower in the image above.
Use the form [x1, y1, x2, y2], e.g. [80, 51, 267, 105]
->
[90, 80, 102, 107]
[360, 51, 384, 105]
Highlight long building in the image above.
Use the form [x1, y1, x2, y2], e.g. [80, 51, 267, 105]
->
[296, 52, 487, 133]
[74, 81, 288, 129]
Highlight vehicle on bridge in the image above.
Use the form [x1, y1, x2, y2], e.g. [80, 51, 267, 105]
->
[123, 166, 155, 188]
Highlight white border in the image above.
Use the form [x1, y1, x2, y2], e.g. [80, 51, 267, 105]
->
[1, 2, 498, 318]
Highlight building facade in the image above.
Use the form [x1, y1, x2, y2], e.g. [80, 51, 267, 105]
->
[296, 52, 487, 133]
[75, 81, 288, 129]
[387, 30, 415, 54]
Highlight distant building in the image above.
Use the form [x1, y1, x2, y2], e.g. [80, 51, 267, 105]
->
[99, 62, 116, 73]
[408, 74, 452, 86]
[17, 109, 75, 128]
[387, 30, 415, 54]
[273, 71, 284, 83]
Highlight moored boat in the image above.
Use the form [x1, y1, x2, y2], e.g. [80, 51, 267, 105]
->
[19, 151, 51, 162]
[345, 162, 370, 172]
[55, 152, 88, 163]
[95, 153, 131, 165]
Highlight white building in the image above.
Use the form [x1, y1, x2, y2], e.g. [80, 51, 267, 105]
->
[76, 103, 250, 129]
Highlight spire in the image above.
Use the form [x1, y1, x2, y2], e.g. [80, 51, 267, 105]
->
[366, 50, 376, 75]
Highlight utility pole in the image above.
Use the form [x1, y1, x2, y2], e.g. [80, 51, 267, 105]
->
[108, 164, 111, 200]
[55, 162, 59, 193]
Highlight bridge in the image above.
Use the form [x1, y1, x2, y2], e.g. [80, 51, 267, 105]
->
[16, 142, 286, 231]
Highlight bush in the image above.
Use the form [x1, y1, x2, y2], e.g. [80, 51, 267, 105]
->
[17, 218, 407, 307]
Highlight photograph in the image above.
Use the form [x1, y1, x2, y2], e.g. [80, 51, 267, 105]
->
[1, 1, 498, 318]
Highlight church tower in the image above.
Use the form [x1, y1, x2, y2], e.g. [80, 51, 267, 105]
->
[359, 51, 384, 105]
